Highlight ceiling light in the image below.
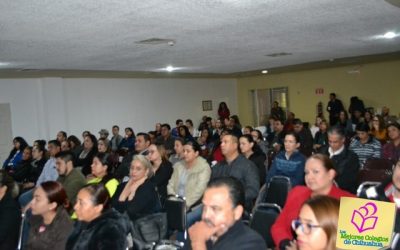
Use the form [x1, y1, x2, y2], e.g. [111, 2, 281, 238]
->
[164, 65, 177, 72]
[0, 62, 11, 67]
[261, 70, 268, 74]
[383, 31, 397, 39]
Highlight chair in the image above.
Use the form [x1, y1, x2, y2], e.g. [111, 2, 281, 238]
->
[357, 158, 393, 184]
[249, 203, 281, 248]
[356, 181, 380, 197]
[265, 176, 291, 209]
[164, 195, 187, 240]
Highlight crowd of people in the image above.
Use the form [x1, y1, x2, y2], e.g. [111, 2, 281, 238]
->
[0, 98, 399, 250]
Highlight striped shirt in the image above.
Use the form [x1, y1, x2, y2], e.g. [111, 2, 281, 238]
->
[349, 136, 382, 168]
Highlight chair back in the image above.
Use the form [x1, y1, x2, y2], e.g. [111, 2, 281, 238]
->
[265, 176, 291, 209]
[249, 203, 281, 248]
[356, 181, 380, 197]
[164, 196, 186, 232]
[358, 158, 393, 184]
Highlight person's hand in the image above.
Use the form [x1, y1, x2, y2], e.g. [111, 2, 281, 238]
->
[285, 240, 298, 250]
[189, 221, 226, 248]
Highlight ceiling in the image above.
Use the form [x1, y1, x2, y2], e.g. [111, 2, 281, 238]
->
[1, 0, 400, 76]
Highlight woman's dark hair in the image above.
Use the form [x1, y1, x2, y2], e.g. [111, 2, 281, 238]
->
[240, 134, 258, 153]
[125, 127, 135, 138]
[178, 125, 190, 137]
[82, 183, 111, 211]
[230, 115, 242, 128]
[185, 119, 194, 127]
[184, 141, 202, 153]
[355, 122, 370, 133]
[93, 152, 115, 184]
[34, 139, 46, 148]
[0, 170, 16, 195]
[284, 131, 301, 144]
[372, 115, 386, 132]
[252, 129, 263, 141]
[339, 110, 349, 121]
[40, 181, 70, 211]
[5, 137, 28, 165]
[67, 135, 81, 149]
[85, 134, 98, 151]
[33, 143, 46, 158]
[175, 137, 185, 146]
[218, 102, 228, 111]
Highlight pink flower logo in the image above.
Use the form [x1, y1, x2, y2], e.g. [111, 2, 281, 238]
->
[351, 202, 378, 233]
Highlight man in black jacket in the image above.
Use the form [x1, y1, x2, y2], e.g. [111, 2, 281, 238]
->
[327, 93, 344, 126]
[211, 133, 260, 211]
[322, 126, 360, 194]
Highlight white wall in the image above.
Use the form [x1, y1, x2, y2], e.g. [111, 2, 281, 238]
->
[0, 77, 237, 148]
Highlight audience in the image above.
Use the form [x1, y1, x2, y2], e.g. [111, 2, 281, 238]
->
[326, 92, 344, 126]
[66, 184, 131, 250]
[26, 181, 73, 250]
[4, 97, 400, 249]
[271, 154, 354, 249]
[266, 132, 306, 187]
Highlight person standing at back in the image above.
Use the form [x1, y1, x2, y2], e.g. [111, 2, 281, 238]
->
[326, 93, 344, 126]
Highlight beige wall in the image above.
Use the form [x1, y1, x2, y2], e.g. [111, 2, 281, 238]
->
[237, 60, 400, 126]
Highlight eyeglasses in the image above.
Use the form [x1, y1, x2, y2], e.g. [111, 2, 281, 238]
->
[373, 119, 379, 122]
[291, 219, 321, 235]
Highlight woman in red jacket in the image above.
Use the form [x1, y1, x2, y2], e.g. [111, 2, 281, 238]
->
[271, 153, 355, 250]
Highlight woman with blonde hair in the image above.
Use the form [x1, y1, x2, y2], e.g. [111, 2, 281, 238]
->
[289, 195, 340, 250]
[147, 144, 173, 204]
[112, 155, 160, 221]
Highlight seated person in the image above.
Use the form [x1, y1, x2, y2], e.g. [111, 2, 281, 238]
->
[290, 196, 340, 250]
[77, 134, 98, 176]
[147, 144, 173, 204]
[3, 136, 28, 170]
[239, 135, 267, 186]
[26, 181, 73, 249]
[67, 184, 132, 250]
[383, 122, 400, 164]
[87, 153, 119, 198]
[112, 155, 160, 221]
[321, 126, 360, 194]
[167, 141, 211, 209]
[360, 159, 400, 250]
[169, 137, 185, 166]
[271, 154, 355, 249]
[370, 114, 388, 144]
[186, 177, 266, 249]
[293, 119, 314, 157]
[0, 170, 21, 250]
[266, 132, 306, 187]
[313, 119, 329, 153]
[9, 146, 32, 183]
[349, 122, 382, 168]
[21, 144, 47, 191]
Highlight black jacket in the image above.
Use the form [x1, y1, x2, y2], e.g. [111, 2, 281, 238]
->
[322, 147, 360, 194]
[66, 209, 131, 250]
[0, 192, 21, 250]
[112, 179, 160, 221]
